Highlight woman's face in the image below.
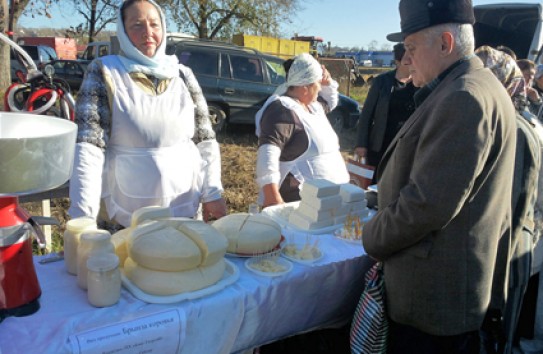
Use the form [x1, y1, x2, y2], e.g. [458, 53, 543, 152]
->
[307, 81, 321, 103]
[123, 1, 163, 57]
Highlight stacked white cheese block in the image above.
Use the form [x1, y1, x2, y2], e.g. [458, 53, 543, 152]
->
[115, 208, 229, 296]
[211, 213, 282, 254]
[287, 179, 368, 231]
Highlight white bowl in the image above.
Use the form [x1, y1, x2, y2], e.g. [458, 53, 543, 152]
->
[0, 112, 77, 195]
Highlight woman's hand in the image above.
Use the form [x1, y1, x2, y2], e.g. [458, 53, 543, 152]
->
[262, 183, 284, 208]
[321, 65, 332, 86]
[202, 198, 227, 222]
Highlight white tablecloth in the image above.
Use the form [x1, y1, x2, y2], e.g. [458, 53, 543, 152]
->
[0, 228, 372, 354]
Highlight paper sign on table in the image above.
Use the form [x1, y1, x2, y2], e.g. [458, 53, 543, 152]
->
[69, 309, 185, 354]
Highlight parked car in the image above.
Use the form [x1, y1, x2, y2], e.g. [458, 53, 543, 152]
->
[10, 44, 58, 80]
[44, 59, 89, 91]
[166, 38, 361, 133]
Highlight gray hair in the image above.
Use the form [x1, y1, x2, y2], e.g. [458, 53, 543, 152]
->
[424, 23, 474, 58]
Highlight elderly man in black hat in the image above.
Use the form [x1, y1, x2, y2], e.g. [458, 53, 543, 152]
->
[361, 0, 517, 353]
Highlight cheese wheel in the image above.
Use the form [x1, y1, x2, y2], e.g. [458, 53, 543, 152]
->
[128, 221, 201, 271]
[111, 227, 133, 265]
[124, 257, 226, 296]
[130, 206, 172, 227]
[211, 213, 281, 254]
[161, 218, 228, 266]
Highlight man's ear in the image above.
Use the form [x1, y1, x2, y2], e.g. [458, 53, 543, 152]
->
[440, 32, 454, 56]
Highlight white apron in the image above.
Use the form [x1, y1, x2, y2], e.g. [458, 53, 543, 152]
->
[259, 95, 349, 190]
[100, 56, 203, 227]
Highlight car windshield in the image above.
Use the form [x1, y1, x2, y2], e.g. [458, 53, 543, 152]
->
[263, 56, 286, 85]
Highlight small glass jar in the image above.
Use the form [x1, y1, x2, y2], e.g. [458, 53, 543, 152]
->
[87, 253, 121, 307]
[63, 217, 97, 275]
[77, 230, 114, 290]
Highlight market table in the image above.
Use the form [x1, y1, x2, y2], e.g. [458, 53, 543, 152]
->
[0, 227, 372, 354]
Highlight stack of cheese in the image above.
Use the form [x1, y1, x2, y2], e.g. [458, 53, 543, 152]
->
[287, 179, 368, 231]
[212, 213, 282, 254]
[118, 212, 229, 296]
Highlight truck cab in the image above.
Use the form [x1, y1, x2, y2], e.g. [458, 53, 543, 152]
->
[474, 2, 543, 62]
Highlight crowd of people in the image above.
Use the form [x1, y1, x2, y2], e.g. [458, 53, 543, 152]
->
[65, 0, 542, 353]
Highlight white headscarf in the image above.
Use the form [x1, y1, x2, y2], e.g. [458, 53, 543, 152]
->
[117, 0, 179, 79]
[274, 53, 322, 95]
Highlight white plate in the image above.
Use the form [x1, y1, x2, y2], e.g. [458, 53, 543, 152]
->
[281, 244, 323, 265]
[244, 257, 293, 277]
[121, 259, 239, 304]
[333, 228, 363, 245]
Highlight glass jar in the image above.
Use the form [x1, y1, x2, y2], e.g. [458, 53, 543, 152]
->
[63, 217, 97, 275]
[87, 253, 121, 307]
[76, 230, 114, 290]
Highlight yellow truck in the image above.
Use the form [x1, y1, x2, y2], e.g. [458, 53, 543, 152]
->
[232, 34, 320, 59]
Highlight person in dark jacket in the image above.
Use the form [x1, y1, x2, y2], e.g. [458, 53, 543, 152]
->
[354, 42, 417, 175]
[362, 0, 517, 353]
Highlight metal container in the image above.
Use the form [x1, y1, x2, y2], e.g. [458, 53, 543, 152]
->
[0, 112, 77, 195]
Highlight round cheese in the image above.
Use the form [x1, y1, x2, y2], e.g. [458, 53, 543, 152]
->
[161, 218, 228, 266]
[211, 213, 281, 254]
[111, 227, 133, 265]
[124, 257, 226, 296]
[128, 221, 201, 271]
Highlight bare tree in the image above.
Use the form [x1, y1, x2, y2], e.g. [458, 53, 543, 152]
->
[62, 0, 118, 43]
[160, 0, 301, 40]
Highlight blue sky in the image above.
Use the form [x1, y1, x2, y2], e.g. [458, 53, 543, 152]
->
[18, 0, 536, 49]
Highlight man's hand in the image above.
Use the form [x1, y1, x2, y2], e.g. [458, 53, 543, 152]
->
[354, 147, 368, 163]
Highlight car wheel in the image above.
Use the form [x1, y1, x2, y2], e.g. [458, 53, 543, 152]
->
[208, 104, 227, 133]
[327, 109, 345, 135]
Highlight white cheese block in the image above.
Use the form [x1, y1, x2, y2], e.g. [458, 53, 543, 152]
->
[339, 183, 366, 202]
[300, 179, 340, 199]
[211, 213, 281, 254]
[348, 207, 369, 220]
[288, 210, 333, 230]
[299, 194, 342, 211]
[128, 221, 201, 271]
[111, 227, 133, 265]
[168, 219, 228, 266]
[297, 201, 335, 222]
[334, 215, 348, 226]
[334, 204, 350, 218]
[130, 206, 172, 228]
[345, 200, 369, 214]
[124, 257, 225, 296]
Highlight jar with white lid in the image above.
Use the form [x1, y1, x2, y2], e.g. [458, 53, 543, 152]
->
[64, 217, 97, 275]
[87, 253, 121, 307]
[77, 230, 114, 290]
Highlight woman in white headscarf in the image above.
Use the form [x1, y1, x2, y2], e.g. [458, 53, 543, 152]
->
[69, 0, 226, 229]
[255, 53, 349, 207]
